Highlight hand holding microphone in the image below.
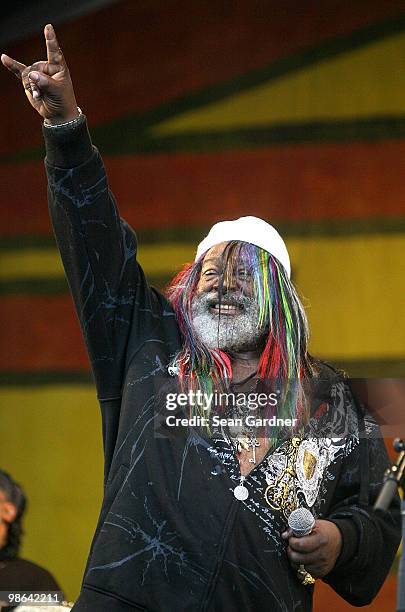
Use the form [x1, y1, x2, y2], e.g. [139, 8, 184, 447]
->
[282, 508, 343, 582]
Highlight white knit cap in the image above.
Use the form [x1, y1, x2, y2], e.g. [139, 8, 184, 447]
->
[195, 216, 291, 278]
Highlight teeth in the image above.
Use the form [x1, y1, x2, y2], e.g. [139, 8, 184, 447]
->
[213, 304, 238, 312]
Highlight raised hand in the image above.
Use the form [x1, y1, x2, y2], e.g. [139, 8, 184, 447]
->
[1, 24, 79, 124]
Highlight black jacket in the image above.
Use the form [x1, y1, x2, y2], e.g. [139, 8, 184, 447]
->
[44, 116, 401, 612]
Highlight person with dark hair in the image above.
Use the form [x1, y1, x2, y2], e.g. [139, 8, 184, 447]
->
[0, 471, 62, 610]
[0, 471, 26, 561]
[1, 24, 402, 612]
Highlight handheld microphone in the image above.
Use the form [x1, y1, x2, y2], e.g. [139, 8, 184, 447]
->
[287, 508, 316, 586]
[288, 507, 316, 537]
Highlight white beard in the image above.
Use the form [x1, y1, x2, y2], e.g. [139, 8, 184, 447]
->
[191, 292, 267, 352]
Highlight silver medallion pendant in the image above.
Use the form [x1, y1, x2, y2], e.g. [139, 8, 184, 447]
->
[233, 484, 249, 500]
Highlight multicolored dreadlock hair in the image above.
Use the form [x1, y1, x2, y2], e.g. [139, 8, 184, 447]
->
[165, 241, 316, 446]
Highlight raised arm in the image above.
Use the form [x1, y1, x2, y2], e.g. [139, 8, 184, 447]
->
[2, 26, 164, 400]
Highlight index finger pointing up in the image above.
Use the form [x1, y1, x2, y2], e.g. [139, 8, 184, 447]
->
[44, 24, 63, 65]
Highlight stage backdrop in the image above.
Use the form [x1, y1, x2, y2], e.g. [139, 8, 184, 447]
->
[0, 0, 403, 605]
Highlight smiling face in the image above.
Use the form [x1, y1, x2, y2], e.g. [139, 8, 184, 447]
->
[196, 241, 254, 299]
[191, 241, 268, 352]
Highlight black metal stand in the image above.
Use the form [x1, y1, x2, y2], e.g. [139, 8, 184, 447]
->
[374, 439, 405, 612]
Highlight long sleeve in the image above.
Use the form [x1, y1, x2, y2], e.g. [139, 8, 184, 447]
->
[44, 117, 142, 480]
[323, 389, 402, 606]
[44, 116, 181, 483]
[44, 115, 157, 400]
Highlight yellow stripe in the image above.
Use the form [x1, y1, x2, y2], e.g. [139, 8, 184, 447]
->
[0, 386, 102, 600]
[288, 235, 405, 359]
[0, 245, 194, 279]
[137, 243, 195, 273]
[152, 31, 405, 134]
[1, 235, 405, 359]
[0, 249, 64, 279]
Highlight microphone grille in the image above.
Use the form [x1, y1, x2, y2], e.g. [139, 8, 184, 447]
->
[288, 508, 315, 536]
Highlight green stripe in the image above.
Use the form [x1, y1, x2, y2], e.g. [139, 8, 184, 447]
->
[0, 235, 57, 250]
[102, 116, 405, 155]
[0, 145, 44, 164]
[2, 13, 405, 164]
[0, 359, 403, 386]
[0, 370, 93, 386]
[4, 115, 405, 164]
[0, 278, 69, 295]
[2, 217, 405, 252]
[329, 358, 405, 378]
[0, 274, 171, 295]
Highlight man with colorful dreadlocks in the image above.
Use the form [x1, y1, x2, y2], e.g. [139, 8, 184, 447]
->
[2, 25, 401, 612]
